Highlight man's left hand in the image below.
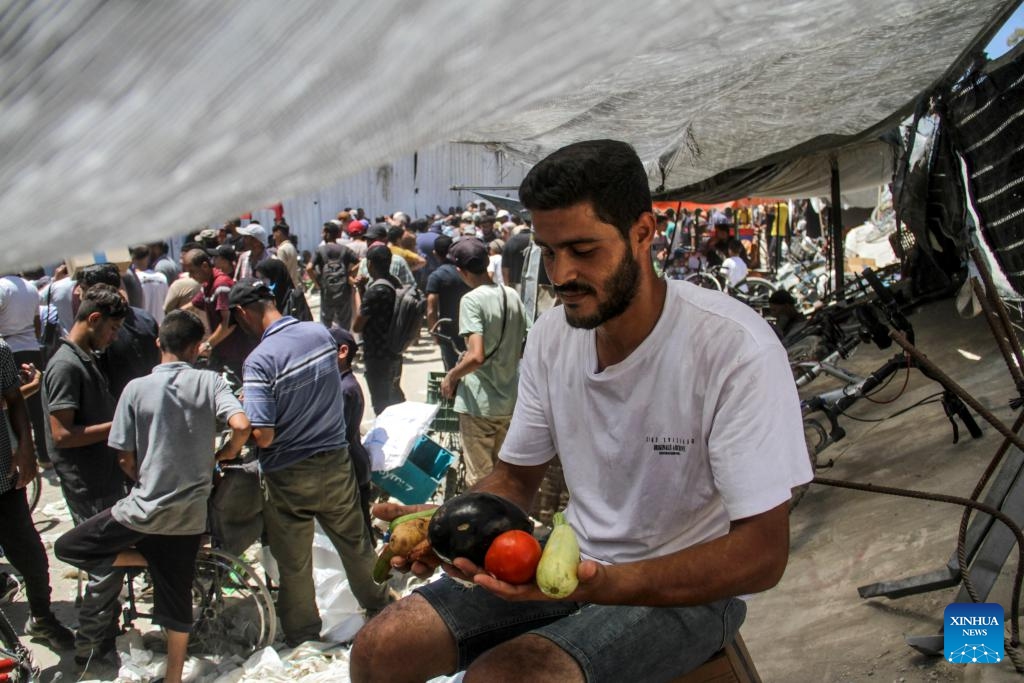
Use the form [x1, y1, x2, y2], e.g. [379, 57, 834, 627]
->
[449, 556, 605, 603]
[440, 372, 458, 400]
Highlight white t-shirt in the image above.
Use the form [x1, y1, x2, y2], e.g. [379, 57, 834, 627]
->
[40, 277, 75, 335]
[501, 280, 811, 564]
[0, 276, 41, 353]
[135, 269, 169, 325]
[721, 256, 748, 288]
[488, 254, 504, 286]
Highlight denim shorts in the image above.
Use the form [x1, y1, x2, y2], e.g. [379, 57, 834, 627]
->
[415, 576, 746, 682]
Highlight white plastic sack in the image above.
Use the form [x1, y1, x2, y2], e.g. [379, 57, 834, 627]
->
[363, 401, 439, 472]
[311, 520, 367, 644]
[844, 221, 898, 267]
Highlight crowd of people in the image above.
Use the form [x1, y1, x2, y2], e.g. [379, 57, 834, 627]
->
[0, 176, 547, 679]
[650, 198, 826, 282]
[0, 138, 809, 682]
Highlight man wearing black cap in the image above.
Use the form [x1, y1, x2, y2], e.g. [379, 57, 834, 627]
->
[357, 223, 417, 288]
[439, 238, 527, 486]
[353, 245, 406, 414]
[425, 235, 470, 370]
[329, 326, 374, 533]
[229, 278, 388, 646]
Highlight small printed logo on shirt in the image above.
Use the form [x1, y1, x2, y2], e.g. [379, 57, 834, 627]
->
[644, 435, 696, 456]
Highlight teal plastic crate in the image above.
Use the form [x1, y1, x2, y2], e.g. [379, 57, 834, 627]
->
[371, 436, 455, 504]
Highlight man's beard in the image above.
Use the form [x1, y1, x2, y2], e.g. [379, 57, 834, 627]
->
[556, 250, 640, 330]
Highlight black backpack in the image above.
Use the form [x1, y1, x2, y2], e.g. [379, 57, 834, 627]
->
[318, 246, 349, 307]
[282, 288, 313, 322]
[372, 279, 426, 355]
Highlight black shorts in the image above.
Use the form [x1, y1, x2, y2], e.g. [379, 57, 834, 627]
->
[54, 508, 201, 633]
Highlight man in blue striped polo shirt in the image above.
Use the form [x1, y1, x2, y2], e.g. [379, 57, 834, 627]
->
[229, 279, 389, 646]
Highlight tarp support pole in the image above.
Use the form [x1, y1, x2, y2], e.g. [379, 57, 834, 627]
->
[830, 156, 844, 299]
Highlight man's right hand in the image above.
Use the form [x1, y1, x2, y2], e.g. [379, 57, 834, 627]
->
[11, 439, 37, 490]
[373, 502, 441, 579]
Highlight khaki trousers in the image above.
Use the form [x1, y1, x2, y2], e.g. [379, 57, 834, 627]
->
[458, 413, 511, 487]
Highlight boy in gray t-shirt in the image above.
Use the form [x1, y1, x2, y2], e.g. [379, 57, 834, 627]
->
[55, 310, 251, 683]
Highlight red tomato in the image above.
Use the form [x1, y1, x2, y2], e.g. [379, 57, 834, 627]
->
[484, 530, 542, 584]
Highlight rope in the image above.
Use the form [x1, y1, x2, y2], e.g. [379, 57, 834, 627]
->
[813, 476, 1024, 672]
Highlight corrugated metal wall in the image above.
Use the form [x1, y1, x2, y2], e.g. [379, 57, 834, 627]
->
[244, 142, 529, 256]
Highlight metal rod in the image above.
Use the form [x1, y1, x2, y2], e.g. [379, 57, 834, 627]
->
[814, 476, 1023, 648]
[889, 330, 1024, 453]
[971, 247, 1024, 377]
[830, 157, 844, 299]
[971, 278, 1024, 390]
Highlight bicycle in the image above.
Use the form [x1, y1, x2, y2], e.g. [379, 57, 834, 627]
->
[791, 269, 983, 509]
[794, 270, 978, 466]
[725, 274, 777, 315]
[681, 257, 723, 291]
[427, 319, 467, 500]
[0, 603, 36, 682]
[118, 542, 276, 659]
[679, 254, 776, 313]
[78, 399, 276, 660]
[111, 465, 276, 659]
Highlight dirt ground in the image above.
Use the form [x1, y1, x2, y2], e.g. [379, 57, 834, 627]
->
[5, 293, 1024, 681]
[746, 295, 1024, 681]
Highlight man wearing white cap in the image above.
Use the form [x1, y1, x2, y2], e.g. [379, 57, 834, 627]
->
[233, 221, 270, 281]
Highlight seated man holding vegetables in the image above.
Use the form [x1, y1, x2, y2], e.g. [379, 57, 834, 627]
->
[351, 139, 811, 682]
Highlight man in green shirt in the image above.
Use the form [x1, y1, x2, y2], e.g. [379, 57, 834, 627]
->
[440, 238, 527, 485]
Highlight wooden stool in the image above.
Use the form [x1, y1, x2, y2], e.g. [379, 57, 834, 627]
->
[672, 633, 762, 683]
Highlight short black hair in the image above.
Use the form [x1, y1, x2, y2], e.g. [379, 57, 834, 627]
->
[769, 289, 797, 306]
[76, 284, 127, 322]
[324, 222, 342, 240]
[366, 244, 392, 274]
[434, 235, 453, 259]
[77, 263, 121, 290]
[130, 245, 150, 261]
[410, 218, 429, 233]
[159, 309, 205, 354]
[387, 225, 405, 245]
[518, 139, 651, 240]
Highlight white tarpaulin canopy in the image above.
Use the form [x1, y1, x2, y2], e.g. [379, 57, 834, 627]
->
[0, 0, 1015, 269]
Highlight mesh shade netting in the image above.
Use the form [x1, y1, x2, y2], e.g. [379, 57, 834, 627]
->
[0, 0, 1011, 268]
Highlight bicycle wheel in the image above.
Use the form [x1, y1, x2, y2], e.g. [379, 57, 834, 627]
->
[443, 456, 468, 501]
[0, 605, 37, 682]
[189, 548, 276, 657]
[683, 272, 722, 290]
[741, 277, 776, 313]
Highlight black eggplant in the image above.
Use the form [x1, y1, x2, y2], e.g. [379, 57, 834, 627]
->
[427, 492, 532, 566]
